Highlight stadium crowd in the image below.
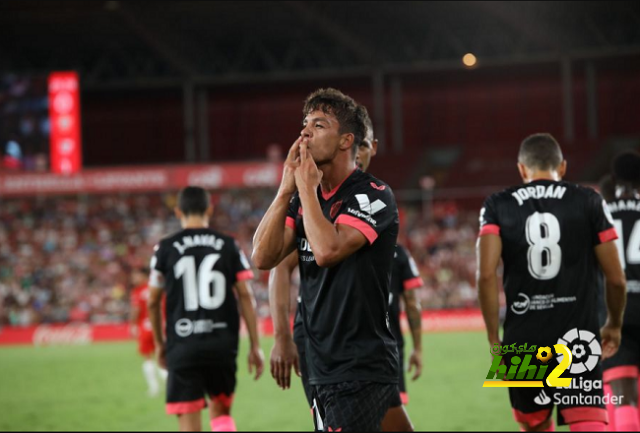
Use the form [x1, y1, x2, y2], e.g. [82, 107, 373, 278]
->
[0, 190, 480, 327]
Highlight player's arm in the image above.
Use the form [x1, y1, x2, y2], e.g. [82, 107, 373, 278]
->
[268, 251, 300, 389]
[252, 139, 301, 270]
[147, 282, 166, 368]
[234, 280, 265, 380]
[476, 234, 503, 348]
[402, 288, 423, 380]
[594, 241, 627, 359]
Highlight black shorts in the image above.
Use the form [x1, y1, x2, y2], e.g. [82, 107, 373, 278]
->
[603, 324, 640, 383]
[312, 382, 397, 432]
[166, 361, 237, 415]
[509, 363, 607, 427]
[298, 347, 314, 408]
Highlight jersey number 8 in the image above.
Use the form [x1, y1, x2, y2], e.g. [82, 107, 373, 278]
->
[525, 212, 562, 280]
[174, 254, 226, 311]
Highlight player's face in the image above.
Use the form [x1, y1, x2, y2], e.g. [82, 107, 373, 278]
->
[301, 110, 351, 165]
[356, 136, 378, 172]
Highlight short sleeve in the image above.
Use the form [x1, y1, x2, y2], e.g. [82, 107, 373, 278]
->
[286, 193, 300, 231]
[479, 195, 501, 237]
[334, 181, 398, 244]
[233, 241, 255, 282]
[588, 190, 618, 245]
[148, 244, 166, 288]
[397, 245, 424, 292]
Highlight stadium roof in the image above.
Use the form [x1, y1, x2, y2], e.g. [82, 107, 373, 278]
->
[1, 1, 639, 89]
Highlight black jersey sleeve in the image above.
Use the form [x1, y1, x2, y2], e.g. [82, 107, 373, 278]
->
[334, 182, 398, 244]
[286, 193, 301, 231]
[397, 245, 424, 292]
[479, 194, 501, 236]
[148, 242, 168, 288]
[232, 241, 255, 282]
[587, 190, 618, 245]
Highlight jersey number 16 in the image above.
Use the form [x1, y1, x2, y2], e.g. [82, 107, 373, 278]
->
[174, 254, 227, 311]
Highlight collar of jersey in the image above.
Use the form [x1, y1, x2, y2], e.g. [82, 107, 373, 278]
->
[320, 167, 358, 200]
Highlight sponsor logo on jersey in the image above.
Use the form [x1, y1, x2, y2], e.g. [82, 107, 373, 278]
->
[370, 182, 386, 191]
[175, 318, 227, 337]
[511, 293, 530, 315]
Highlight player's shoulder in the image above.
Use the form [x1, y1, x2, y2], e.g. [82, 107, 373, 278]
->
[350, 170, 395, 200]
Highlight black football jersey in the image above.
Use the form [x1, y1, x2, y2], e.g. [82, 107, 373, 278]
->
[607, 197, 640, 327]
[150, 228, 254, 368]
[286, 168, 400, 385]
[388, 244, 424, 348]
[479, 180, 617, 347]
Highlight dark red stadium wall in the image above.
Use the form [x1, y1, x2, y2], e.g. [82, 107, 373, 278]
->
[80, 60, 640, 187]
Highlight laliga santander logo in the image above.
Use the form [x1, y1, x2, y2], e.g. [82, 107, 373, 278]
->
[483, 343, 573, 388]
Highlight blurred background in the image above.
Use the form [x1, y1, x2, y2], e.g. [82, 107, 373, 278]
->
[1, 1, 639, 431]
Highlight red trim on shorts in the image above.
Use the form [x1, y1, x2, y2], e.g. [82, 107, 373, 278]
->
[403, 277, 424, 291]
[335, 214, 378, 244]
[321, 168, 356, 200]
[479, 224, 500, 236]
[166, 398, 206, 415]
[210, 393, 234, 409]
[604, 365, 640, 383]
[236, 270, 254, 282]
[400, 392, 409, 405]
[286, 216, 296, 230]
[512, 408, 552, 428]
[599, 228, 618, 243]
[560, 407, 608, 424]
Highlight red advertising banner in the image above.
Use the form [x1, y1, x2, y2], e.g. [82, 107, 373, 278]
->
[0, 162, 283, 196]
[0, 310, 485, 346]
[48, 72, 82, 174]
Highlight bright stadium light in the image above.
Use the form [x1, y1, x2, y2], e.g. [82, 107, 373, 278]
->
[462, 53, 477, 68]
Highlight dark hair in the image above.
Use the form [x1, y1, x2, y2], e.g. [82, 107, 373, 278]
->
[361, 105, 374, 144]
[597, 174, 616, 202]
[612, 150, 640, 186]
[518, 133, 564, 171]
[178, 186, 210, 216]
[303, 88, 367, 157]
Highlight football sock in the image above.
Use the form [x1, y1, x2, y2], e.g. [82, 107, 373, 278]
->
[604, 384, 616, 431]
[614, 406, 640, 432]
[210, 415, 236, 432]
[142, 360, 159, 395]
[569, 421, 606, 432]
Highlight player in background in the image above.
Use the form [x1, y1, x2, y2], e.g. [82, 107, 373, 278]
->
[253, 88, 400, 431]
[129, 267, 167, 396]
[603, 151, 640, 431]
[268, 114, 423, 431]
[477, 133, 626, 432]
[148, 186, 264, 432]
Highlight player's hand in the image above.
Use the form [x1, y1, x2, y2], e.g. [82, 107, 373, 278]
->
[155, 343, 166, 369]
[248, 346, 265, 381]
[408, 349, 423, 381]
[600, 322, 622, 360]
[294, 138, 323, 194]
[270, 336, 301, 390]
[280, 137, 302, 195]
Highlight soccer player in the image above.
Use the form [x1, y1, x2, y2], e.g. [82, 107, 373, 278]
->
[129, 267, 167, 397]
[148, 186, 264, 432]
[268, 115, 423, 431]
[252, 88, 400, 431]
[603, 151, 640, 431]
[477, 133, 627, 432]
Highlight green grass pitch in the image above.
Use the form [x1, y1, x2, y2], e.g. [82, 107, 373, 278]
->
[0, 332, 570, 431]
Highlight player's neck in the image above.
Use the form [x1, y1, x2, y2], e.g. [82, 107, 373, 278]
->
[319, 159, 357, 194]
[181, 216, 209, 229]
[524, 170, 561, 183]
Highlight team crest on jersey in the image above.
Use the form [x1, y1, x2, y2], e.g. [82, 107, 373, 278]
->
[370, 182, 386, 191]
[330, 200, 343, 219]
